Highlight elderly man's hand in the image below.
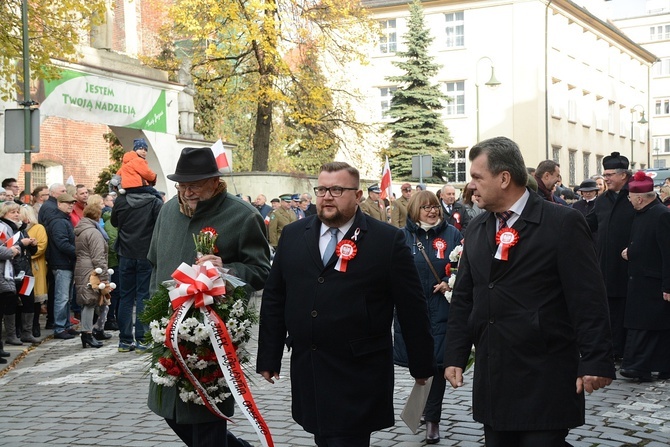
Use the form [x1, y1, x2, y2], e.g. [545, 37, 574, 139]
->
[196, 254, 223, 268]
[576, 375, 613, 394]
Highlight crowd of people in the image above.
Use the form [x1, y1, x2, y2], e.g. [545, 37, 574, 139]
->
[1, 138, 669, 447]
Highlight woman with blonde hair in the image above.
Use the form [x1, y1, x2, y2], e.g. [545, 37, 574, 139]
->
[20, 205, 48, 338]
[74, 196, 111, 348]
[659, 185, 670, 208]
[591, 174, 607, 196]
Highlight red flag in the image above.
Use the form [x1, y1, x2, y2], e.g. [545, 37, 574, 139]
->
[211, 139, 230, 170]
[4, 232, 20, 248]
[19, 276, 34, 296]
[379, 156, 392, 201]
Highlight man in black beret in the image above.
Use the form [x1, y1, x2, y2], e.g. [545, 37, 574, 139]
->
[586, 152, 635, 360]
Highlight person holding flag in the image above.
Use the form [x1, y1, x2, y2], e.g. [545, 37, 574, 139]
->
[0, 201, 38, 346]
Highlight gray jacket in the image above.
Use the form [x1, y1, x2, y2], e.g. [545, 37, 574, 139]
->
[0, 221, 17, 295]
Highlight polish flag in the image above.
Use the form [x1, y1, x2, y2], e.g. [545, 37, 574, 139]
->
[211, 139, 231, 172]
[0, 229, 6, 243]
[264, 214, 271, 226]
[4, 232, 20, 248]
[19, 276, 34, 296]
[379, 156, 393, 201]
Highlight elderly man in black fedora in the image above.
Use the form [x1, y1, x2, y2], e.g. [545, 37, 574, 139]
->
[571, 179, 599, 217]
[147, 147, 271, 447]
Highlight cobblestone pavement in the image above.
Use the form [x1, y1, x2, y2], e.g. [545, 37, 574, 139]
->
[1, 312, 669, 446]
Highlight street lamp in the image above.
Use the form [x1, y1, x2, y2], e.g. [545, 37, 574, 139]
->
[630, 104, 647, 168]
[654, 146, 660, 168]
[476, 56, 501, 143]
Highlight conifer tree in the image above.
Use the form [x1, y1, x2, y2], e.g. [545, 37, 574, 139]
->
[383, 0, 452, 181]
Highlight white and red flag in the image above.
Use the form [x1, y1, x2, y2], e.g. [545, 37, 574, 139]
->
[19, 276, 35, 296]
[4, 232, 20, 248]
[379, 156, 392, 201]
[211, 139, 231, 172]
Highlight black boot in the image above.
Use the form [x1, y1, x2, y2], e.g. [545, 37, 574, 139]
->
[81, 333, 103, 349]
[0, 341, 10, 358]
[92, 329, 112, 340]
[32, 303, 41, 338]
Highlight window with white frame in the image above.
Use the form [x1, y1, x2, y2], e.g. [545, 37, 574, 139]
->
[653, 58, 670, 76]
[568, 150, 576, 186]
[444, 81, 465, 115]
[445, 11, 464, 48]
[379, 20, 397, 54]
[595, 155, 603, 175]
[552, 146, 561, 163]
[608, 102, 616, 134]
[653, 137, 670, 154]
[650, 24, 670, 40]
[447, 149, 467, 183]
[656, 98, 670, 115]
[380, 87, 397, 120]
[583, 153, 590, 180]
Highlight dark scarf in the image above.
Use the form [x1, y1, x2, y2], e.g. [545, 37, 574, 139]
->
[177, 181, 227, 218]
[534, 174, 555, 202]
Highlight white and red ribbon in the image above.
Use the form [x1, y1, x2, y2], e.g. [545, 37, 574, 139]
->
[334, 240, 357, 272]
[495, 228, 518, 261]
[165, 261, 274, 447]
[433, 238, 447, 259]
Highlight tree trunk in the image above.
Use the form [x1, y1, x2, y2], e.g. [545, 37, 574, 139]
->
[252, 99, 272, 172]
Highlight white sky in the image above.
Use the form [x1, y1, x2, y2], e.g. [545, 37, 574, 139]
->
[608, 0, 649, 18]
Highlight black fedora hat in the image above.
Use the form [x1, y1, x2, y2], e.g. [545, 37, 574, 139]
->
[577, 179, 599, 192]
[167, 147, 224, 183]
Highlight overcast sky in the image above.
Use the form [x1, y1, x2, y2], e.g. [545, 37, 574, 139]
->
[608, 0, 648, 18]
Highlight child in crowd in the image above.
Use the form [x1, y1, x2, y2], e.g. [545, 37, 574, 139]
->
[115, 138, 161, 199]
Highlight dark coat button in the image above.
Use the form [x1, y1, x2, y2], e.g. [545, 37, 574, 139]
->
[318, 277, 325, 283]
[311, 310, 318, 317]
[488, 283, 494, 289]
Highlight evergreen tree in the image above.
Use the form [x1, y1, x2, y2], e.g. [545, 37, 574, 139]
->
[383, 0, 452, 181]
[94, 133, 124, 195]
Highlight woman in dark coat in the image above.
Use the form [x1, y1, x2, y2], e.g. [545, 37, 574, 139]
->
[393, 190, 462, 444]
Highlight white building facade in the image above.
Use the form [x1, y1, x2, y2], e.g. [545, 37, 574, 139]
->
[344, 0, 656, 187]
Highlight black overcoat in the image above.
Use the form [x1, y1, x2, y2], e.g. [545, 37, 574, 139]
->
[586, 187, 635, 297]
[625, 200, 670, 330]
[444, 191, 615, 430]
[257, 209, 435, 437]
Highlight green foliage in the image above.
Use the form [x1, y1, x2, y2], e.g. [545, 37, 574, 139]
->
[383, 0, 452, 181]
[0, 0, 107, 100]
[93, 132, 124, 195]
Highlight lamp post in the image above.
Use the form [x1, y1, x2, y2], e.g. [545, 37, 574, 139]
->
[476, 56, 501, 143]
[630, 104, 647, 168]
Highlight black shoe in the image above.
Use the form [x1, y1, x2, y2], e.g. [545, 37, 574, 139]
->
[67, 328, 81, 336]
[92, 329, 112, 340]
[656, 372, 670, 380]
[0, 357, 6, 364]
[81, 333, 103, 348]
[54, 331, 75, 340]
[32, 325, 41, 338]
[45, 322, 54, 330]
[104, 320, 119, 331]
[619, 368, 652, 382]
[0, 344, 9, 357]
[425, 421, 440, 444]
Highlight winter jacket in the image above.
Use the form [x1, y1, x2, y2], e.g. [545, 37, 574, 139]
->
[27, 223, 48, 301]
[111, 192, 162, 259]
[394, 218, 462, 368]
[103, 211, 119, 268]
[74, 218, 109, 307]
[0, 221, 17, 295]
[45, 210, 76, 270]
[117, 151, 157, 189]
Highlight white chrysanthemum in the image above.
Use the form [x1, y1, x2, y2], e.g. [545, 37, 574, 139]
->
[194, 359, 209, 370]
[448, 274, 457, 288]
[230, 300, 245, 318]
[449, 245, 463, 262]
[444, 290, 452, 303]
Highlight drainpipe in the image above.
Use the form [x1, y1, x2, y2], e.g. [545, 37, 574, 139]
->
[545, 0, 553, 160]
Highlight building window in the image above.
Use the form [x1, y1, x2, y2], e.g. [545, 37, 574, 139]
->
[379, 20, 397, 54]
[380, 87, 397, 119]
[653, 137, 670, 154]
[583, 153, 590, 180]
[32, 163, 46, 187]
[655, 98, 670, 115]
[608, 102, 616, 134]
[552, 146, 561, 163]
[445, 11, 464, 48]
[447, 149, 466, 183]
[595, 155, 603, 175]
[444, 81, 465, 115]
[650, 24, 670, 40]
[653, 58, 670, 77]
[568, 151, 576, 186]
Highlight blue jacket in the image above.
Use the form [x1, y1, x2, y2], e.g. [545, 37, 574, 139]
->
[46, 210, 76, 270]
[394, 218, 462, 368]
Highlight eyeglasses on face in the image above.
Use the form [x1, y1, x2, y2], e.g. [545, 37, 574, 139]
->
[313, 186, 357, 197]
[420, 205, 440, 212]
[175, 181, 208, 192]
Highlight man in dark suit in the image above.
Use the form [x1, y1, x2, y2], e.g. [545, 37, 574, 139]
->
[257, 161, 434, 447]
[586, 152, 635, 360]
[439, 184, 470, 233]
[619, 171, 670, 381]
[444, 137, 615, 447]
[301, 192, 317, 216]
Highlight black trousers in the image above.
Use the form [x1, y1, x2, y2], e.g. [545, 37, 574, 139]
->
[608, 296, 626, 358]
[484, 425, 569, 447]
[424, 365, 447, 422]
[622, 328, 670, 373]
[164, 418, 252, 447]
[314, 433, 371, 447]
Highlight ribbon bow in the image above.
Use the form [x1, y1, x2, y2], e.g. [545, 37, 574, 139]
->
[169, 262, 226, 309]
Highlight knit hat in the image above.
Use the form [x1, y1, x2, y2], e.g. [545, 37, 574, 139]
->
[133, 138, 148, 151]
[628, 171, 654, 193]
[602, 152, 629, 170]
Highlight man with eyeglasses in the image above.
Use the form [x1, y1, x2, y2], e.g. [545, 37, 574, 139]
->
[268, 193, 298, 249]
[390, 182, 412, 228]
[359, 183, 386, 222]
[258, 161, 434, 447]
[586, 152, 636, 361]
[111, 169, 163, 353]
